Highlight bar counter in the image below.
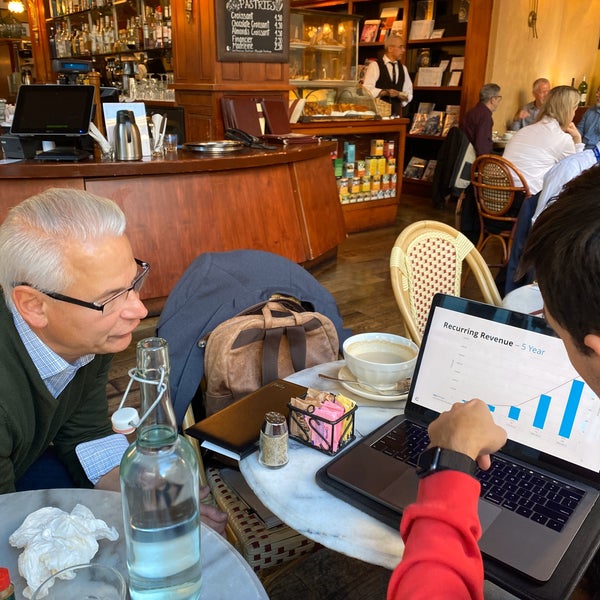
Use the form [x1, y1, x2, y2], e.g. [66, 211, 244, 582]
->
[0, 142, 346, 302]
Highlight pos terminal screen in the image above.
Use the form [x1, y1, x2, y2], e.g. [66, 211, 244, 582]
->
[10, 84, 95, 137]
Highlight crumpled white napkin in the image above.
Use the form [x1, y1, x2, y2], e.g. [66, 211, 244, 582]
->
[9, 503, 119, 599]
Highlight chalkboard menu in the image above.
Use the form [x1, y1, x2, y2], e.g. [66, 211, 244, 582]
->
[216, 0, 290, 63]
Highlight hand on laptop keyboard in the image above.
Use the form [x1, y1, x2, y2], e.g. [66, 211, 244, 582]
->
[428, 399, 508, 470]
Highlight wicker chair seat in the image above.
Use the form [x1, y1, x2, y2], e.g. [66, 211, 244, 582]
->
[206, 467, 316, 573]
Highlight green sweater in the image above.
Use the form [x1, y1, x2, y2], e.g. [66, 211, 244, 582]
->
[0, 299, 114, 493]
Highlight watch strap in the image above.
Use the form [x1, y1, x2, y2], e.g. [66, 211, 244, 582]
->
[416, 447, 477, 479]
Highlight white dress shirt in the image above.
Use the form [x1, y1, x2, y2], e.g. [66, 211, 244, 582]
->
[532, 144, 600, 222]
[362, 57, 413, 106]
[503, 116, 584, 195]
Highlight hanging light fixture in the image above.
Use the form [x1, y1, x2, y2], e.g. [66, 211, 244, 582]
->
[8, 0, 26, 14]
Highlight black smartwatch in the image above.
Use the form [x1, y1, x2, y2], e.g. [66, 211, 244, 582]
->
[416, 447, 477, 479]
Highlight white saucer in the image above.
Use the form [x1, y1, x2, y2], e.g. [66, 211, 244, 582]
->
[337, 366, 409, 402]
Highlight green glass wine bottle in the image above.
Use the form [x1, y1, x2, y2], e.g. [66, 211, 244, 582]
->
[578, 76, 588, 107]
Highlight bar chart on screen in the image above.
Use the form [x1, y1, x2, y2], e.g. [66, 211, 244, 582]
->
[413, 306, 600, 472]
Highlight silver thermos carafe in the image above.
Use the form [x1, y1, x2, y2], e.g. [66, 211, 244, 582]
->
[114, 110, 142, 161]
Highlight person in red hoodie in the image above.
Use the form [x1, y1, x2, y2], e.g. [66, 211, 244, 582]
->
[388, 399, 506, 600]
[389, 165, 600, 600]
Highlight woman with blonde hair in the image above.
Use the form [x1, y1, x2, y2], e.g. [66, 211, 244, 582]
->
[503, 85, 583, 194]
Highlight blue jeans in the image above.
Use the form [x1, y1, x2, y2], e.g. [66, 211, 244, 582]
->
[504, 192, 540, 295]
[15, 447, 76, 491]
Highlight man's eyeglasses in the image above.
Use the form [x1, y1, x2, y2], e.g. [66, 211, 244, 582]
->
[15, 258, 150, 315]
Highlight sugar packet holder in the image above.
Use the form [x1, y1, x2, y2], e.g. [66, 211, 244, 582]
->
[288, 392, 357, 455]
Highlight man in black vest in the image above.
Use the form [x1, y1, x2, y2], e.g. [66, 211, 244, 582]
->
[362, 34, 413, 116]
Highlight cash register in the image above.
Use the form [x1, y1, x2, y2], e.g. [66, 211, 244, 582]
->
[7, 83, 95, 161]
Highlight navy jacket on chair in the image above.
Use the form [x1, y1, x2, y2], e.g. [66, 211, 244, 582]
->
[156, 249, 351, 424]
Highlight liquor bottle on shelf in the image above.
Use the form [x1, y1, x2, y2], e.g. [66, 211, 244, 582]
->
[117, 337, 202, 599]
[55, 24, 67, 57]
[163, 2, 171, 48]
[103, 15, 114, 53]
[48, 25, 57, 58]
[154, 4, 163, 48]
[578, 76, 588, 106]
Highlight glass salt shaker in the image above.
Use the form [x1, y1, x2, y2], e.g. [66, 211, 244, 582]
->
[259, 411, 289, 468]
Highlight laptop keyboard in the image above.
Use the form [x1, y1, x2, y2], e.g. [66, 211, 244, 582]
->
[370, 422, 585, 532]
[478, 455, 585, 532]
[370, 421, 429, 466]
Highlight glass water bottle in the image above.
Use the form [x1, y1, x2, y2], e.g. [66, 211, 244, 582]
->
[119, 337, 202, 599]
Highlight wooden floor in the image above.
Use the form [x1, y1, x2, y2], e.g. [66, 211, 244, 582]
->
[107, 193, 595, 600]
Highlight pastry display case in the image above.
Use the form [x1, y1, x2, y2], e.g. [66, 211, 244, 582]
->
[288, 8, 409, 234]
[290, 9, 360, 96]
[299, 83, 380, 121]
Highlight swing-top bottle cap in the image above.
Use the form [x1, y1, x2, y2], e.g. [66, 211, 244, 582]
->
[111, 407, 140, 434]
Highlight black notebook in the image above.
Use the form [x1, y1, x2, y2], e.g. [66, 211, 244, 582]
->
[185, 379, 306, 461]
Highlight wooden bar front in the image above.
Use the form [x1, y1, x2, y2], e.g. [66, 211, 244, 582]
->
[0, 143, 346, 301]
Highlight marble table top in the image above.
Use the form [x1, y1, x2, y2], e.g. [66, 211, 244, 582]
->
[0, 488, 267, 599]
[241, 360, 406, 570]
[240, 360, 519, 600]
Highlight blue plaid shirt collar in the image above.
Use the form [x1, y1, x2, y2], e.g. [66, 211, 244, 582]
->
[11, 308, 95, 397]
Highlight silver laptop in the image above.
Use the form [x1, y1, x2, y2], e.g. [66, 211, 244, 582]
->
[321, 293, 600, 582]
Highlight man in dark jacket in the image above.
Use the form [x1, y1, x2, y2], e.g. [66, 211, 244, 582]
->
[462, 83, 502, 156]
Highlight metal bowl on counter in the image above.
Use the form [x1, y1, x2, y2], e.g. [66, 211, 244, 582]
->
[182, 141, 244, 153]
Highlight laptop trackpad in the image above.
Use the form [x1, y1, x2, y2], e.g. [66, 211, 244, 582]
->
[379, 470, 420, 509]
[478, 500, 502, 531]
[380, 473, 502, 531]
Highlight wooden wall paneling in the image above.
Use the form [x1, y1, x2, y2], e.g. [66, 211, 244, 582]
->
[220, 62, 242, 82]
[0, 179, 85, 221]
[26, 0, 52, 84]
[172, 0, 215, 84]
[220, 62, 288, 85]
[265, 62, 287, 81]
[460, 0, 494, 116]
[0, 42, 13, 100]
[289, 155, 347, 259]
[85, 169, 308, 300]
[175, 90, 221, 141]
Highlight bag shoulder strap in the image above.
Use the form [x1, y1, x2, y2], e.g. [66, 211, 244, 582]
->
[199, 295, 304, 348]
[260, 302, 308, 382]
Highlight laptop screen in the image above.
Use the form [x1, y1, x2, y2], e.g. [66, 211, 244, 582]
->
[409, 295, 600, 478]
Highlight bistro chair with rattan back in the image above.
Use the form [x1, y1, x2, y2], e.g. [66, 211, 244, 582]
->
[390, 220, 502, 345]
[470, 154, 531, 269]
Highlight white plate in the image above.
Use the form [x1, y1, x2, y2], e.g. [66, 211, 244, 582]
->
[337, 366, 409, 402]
